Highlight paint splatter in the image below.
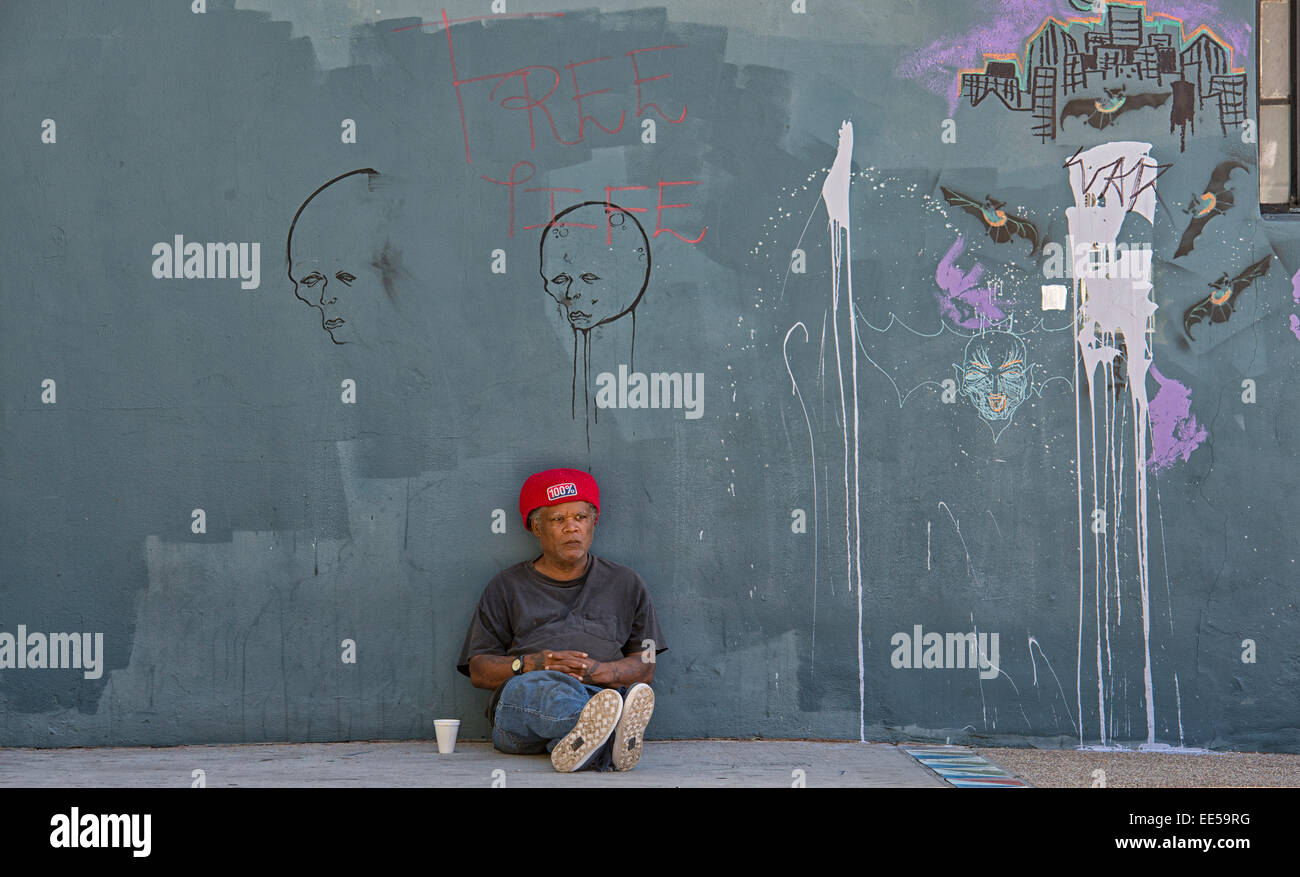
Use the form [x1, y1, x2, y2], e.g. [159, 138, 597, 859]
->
[1065, 140, 1162, 747]
[1146, 367, 1208, 471]
[935, 235, 1008, 330]
[821, 120, 865, 743]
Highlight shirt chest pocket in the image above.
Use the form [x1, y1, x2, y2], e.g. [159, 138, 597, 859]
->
[575, 611, 626, 646]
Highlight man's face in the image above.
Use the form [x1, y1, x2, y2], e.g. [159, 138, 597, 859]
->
[956, 331, 1031, 422]
[540, 203, 649, 330]
[531, 501, 598, 566]
[290, 255, 368, 344]
[288, 172, 391, 345]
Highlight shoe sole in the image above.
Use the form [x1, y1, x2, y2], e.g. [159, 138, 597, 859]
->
[550, 688, 623, 773]
[612, 683, 655, 771]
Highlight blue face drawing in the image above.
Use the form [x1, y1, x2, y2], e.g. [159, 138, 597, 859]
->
[956, 331, 1032, 432]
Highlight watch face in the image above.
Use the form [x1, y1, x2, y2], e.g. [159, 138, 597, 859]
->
[512, 657, 522, 673]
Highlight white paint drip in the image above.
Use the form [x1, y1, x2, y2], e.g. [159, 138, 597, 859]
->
[1028, 635, 1079, 736]
[1174, 672, 1184, 748]
[972, 612, 988, 729]
[937, 501, 974, 577]
[777, 189, 825, 304]
[823, 459, 833, 596]
[1073, 268, 1086, 748]
[783, 322, 819, 667]
[818, 311, 828, 422]
[1153, 472, 1174, 637]
[822, 120, 865, 743]
[1065, 141, 1162, 746]
[1089, 377, 1104, 746]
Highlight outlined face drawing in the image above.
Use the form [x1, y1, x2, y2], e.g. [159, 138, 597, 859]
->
[956, 331, 1032, 426]
[539, 202, 651, 331]
[287, 168, 387, 345]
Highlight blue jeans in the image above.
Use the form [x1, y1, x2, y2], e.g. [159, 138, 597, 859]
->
[492, 671, 625, 771]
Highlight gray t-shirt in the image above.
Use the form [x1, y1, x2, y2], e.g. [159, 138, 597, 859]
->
[457, 553, 667, 676]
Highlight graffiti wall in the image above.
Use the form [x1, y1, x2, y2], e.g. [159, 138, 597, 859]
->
[2, 0, 1296, 751]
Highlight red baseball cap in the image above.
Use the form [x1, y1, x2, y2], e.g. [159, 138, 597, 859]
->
[519, 468, 600, 527]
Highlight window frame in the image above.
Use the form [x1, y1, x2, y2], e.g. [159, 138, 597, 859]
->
[1260, 0, 1299, 213]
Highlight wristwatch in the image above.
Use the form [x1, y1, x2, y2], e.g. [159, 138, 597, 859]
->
[511, 656, 524, 675]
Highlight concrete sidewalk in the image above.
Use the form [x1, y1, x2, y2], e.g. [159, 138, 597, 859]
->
[4, 740, 1298, 787]
[0, 740, 949, 788]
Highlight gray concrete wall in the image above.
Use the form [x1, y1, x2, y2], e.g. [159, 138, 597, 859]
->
[2, 0, 1296, 751]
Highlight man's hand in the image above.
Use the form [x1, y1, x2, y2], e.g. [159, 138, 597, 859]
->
[582, 653, 655, 688]
[539, 651, 655, 687]
[535, 649, 591, 680]
[468, 650, 597, 689]
[469, 649, 655, 690]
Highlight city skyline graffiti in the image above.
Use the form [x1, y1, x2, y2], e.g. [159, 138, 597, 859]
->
[955, 1, 1246, 150]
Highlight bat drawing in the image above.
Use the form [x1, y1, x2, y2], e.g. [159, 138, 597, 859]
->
[1183, 254, 1272, 340]
[1060, 85, 1171, 131]
[1174, 160, 1248, 258]
[940, 186, 1040, 254]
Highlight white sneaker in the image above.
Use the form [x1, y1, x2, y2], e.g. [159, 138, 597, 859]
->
[550, 688, 623, 773]
[611, 683, 655, 771]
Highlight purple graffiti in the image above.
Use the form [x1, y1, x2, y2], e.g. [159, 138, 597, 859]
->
[1289, 269, 1300, 340]
[1146, 366, 1208, 471]
[895, 1, 1249, 116]
[935, 235, 1007, 329]
[1155, 2, 1249, 63]
[896, 0, 1046, 114]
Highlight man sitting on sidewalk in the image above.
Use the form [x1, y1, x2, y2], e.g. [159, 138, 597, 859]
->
[456, 468, 667, 772]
